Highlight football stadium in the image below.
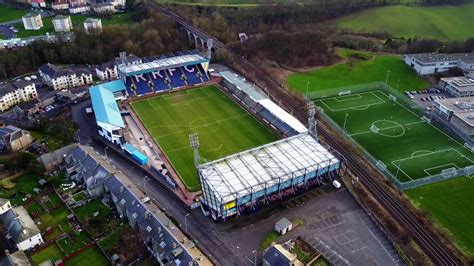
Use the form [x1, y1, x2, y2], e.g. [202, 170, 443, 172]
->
[130, 85, 279, 190]
[89, 49, 345, 220]
[312, 83, 474, 188]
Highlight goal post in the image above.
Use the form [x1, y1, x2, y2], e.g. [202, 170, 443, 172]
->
[464, 143, 474, 153]
[441, 167, 457, 178]
[338, 90, 351, 96]
[389, 94, 397, 101]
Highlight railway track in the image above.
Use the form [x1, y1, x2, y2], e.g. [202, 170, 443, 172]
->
[155, 5, 462, 265]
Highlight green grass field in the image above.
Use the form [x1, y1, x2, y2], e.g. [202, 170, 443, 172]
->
[0, 5, 27, 24]
[31, 244, 63, 265]
[315, 89, 473, 182]
[131, 85, 278, 190]
[406, 176, 474, 257]
[332, 4, 474, 40]
[287, 49, 429, 94]
[16, 13, 136, 38]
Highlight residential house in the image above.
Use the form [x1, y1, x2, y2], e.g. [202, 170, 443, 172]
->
[95, 54, 141, 80]
[0, 80, 38, 112]
[38, 63, 93, 90]
[22, 13, 43, 30]
[0, 125, 33, 152]
[52, 15, 73, 32]
[0, 200, 44, 251]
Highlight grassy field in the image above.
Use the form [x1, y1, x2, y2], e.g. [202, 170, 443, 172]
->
[287, 49, 429, 94]
[406, 176, 474, 257]
[332, 4, 474, 40]
[16, 13, 136, 38]
[0, 5, 27, 24]
[314, 89, 473, 182]
[131, 85, 278, 190]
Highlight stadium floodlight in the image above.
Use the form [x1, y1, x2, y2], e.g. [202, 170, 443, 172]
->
[189, 132, 200, 168]
[307, 102, 317, 139]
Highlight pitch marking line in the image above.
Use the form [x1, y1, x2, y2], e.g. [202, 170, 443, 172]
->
[424, 163, 460, 176]
[149, 94, 210, 110]
[350, 121, 424, 137]
[153, 113, 251, 139]
[318, 92, 386, 112]
[334, 94, 362, 102]
[377, 90, 473, 154]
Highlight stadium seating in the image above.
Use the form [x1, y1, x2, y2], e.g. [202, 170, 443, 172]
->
[122, 51, 209, 96]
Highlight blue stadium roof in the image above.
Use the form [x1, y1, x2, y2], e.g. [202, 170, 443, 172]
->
[89, 84, 125, 128]
[99, 80, 127, 93]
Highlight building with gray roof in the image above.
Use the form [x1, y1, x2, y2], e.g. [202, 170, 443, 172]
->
[51, 144, 211, 264]
[0, 202, 44, 251]
[404, 53, 474, 75]
[0, 80, 38, 112]
[0, 125, 33, 152]
[38, 63, 93, 91]
[434, 96, 474, 136]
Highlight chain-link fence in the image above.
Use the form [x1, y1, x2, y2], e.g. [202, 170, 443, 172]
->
[308, 82, 472, 191]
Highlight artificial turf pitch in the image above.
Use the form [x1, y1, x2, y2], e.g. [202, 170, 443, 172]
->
[315, 89, 474, 183]
[130, 85, 278, 191]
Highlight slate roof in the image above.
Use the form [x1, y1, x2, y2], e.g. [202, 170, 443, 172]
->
[0, 206, 41, 244]
[0, 80, 34, 96]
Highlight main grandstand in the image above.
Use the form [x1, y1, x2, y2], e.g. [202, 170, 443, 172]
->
[198, 132, 343, 221]
[118, 50, 210, 96]
[90, 50, 211, 146]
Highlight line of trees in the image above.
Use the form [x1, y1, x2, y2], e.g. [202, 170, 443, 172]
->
[0, 6, 191, 79]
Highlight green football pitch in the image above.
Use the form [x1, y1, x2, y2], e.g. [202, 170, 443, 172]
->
[130, 85, 278, 191]
[315, 89, 474, 183]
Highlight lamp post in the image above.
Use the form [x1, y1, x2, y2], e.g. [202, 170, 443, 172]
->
[343, 113, 349, 132]
[384, 70, 391, 90]
[252, 250, 257, 266]
[143, 176, 148, 195]
[104, 147, 109, 160]
[306, 81, 310, 94]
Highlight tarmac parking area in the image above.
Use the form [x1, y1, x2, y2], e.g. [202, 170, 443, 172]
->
[208, 186, 404, 265]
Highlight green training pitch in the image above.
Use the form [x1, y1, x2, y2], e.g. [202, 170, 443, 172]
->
[131, 85, 278, 191]
[406, 176, 474, 258]
[332, 4, 474, 41]
[315, 89, 474, 183]
[287, 49, 429, 94]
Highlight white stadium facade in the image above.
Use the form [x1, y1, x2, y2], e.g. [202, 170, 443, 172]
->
[198, 132, 344, 221]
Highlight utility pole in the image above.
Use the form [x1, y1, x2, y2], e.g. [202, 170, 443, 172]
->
[104, 147, 109, 160]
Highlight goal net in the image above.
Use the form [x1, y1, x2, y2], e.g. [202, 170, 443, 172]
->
[441, 167, 457, 178]
[370, 124, 380, 133]
[389, 94, 397, 101]
[338, 90, 351, 96]
[464, 143, 474, 153]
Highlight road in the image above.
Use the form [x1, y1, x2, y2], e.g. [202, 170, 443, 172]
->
[70, 101, 245, 265]
[154, 5, 463, 265]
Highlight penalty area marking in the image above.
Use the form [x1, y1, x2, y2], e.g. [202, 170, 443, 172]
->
[318, 91, 386, 112]
[424, 163, 460, 176]
[334, 94, 362, 102]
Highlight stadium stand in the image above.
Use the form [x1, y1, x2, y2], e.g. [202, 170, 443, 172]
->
[220, 71, 307, 136]
[118, 51, 210, 97]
